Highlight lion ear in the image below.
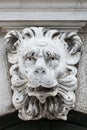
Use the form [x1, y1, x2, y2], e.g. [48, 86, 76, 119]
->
[61, 32, 82, 54]
[4, 30, 22, 53]
[61, 32, 83, 65]
[4, 31, 22, 64]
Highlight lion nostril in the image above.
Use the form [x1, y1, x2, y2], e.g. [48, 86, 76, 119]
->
[34, 69, 46, 74]
[26, 70, 28, 73]
[42, 70, 45, 73]
[35, 70, 39, 73]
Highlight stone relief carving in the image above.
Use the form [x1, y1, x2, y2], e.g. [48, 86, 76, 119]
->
[4, 27, 82, 120]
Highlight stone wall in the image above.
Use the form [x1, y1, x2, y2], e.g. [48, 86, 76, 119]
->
[0, 0, 87, 119]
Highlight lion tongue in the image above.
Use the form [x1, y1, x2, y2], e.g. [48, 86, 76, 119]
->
[37, 96, 46, 104]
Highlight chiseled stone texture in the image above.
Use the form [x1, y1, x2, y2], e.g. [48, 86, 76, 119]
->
[0, 29, 86, 118]
[0, 33, 14, 116]
[75, 39, 87, 113]
[4, 27, 82, 120]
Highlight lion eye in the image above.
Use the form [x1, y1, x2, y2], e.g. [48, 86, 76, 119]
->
[49, 55, 60, 62]
[25, 51, 37, 62]
[51, 57, 55, 60]
[28, 57, 32, 61]
[28, 57, 36, 61]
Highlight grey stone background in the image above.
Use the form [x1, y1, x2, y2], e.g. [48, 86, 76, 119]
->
[0, 33, 14, 116]
[0, 30, 87, 116]
[0, 0, 87, 117]
[75, 32, 87, 113]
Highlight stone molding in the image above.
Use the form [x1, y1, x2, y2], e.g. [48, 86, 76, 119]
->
[0, 0, 87, 10]
[0, 0, 87, 21]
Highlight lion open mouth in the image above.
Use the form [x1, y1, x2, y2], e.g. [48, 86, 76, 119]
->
[27, 85, 58, 103]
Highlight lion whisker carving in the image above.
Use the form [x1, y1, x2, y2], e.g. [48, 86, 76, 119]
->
[4, 27, 82, 120]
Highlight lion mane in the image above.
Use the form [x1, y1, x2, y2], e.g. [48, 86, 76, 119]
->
[4, 27, 82, 120]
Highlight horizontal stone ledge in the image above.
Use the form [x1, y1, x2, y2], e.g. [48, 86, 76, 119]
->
[0, 0, 87, 10]
[0, 21, 86, 27]
[0, 21, 86, 33]
[0, 11, 87, 21]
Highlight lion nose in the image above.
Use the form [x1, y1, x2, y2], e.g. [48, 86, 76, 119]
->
[34, 58, 47, 75]
[34, 67, 46, 74]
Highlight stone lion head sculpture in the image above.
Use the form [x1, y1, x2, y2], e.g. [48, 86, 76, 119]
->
[4, 27, 82, 120]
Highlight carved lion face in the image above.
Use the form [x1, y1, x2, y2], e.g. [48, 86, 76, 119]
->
[5, 27, 82, 120]
[18, 35, 67, 102]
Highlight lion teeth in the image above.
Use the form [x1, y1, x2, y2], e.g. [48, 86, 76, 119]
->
[37, 96, 46, 104]
[29, 86, 57, 93]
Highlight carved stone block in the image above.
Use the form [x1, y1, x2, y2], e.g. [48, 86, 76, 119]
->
[4, 27, 82, 120]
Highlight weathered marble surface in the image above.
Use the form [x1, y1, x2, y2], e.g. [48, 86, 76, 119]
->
[75, 37, 87, 113]
[0, 0, 87, 21]
[0, 28, 87, 121]
[0, 33, 14, 116]
[4, 27, 82, 120]
[0, 0, 86, 120]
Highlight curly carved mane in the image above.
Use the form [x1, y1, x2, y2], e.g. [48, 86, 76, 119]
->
[4, 27, 82, 120]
